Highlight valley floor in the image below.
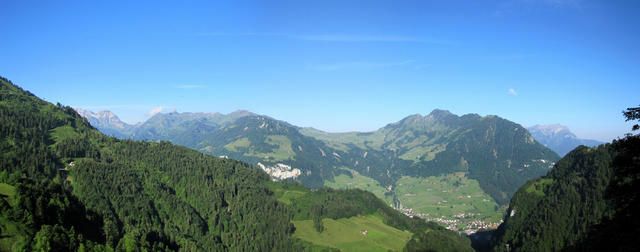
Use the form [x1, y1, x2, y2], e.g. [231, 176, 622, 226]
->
[325, 170, 505, 234]
[292, 214, 412, 252]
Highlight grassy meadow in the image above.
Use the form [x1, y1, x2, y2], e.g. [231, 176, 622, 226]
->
[324, 168, 393, 206]
[395, 173, 503, 222]
[293, 214, 412, 252]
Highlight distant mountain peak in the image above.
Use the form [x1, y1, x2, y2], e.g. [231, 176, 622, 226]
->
[427, 109, 452, 117]
[74, 107, 131, 129]
[229, 109, 253, 117]
[398, 109, 454, 121]
[528, 124, 573, 137]
[527, 124, 604, 157]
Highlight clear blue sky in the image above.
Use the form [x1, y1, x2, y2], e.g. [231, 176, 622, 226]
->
[1, 0, 638, 142]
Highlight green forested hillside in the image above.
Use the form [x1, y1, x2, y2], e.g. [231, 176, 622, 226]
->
[492, 130, 640, 251]
[84, 106, 558, 220]
[306, 111, 560, 206]
[0, 76, 299, 250]
[0, 76, 473, 251]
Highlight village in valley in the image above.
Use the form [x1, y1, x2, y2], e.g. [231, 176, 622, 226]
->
[393, 202, 503, 235]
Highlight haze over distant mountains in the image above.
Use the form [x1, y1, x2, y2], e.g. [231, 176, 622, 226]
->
[3, 77, 476, 251]
[527, 124, 605, 157]
[3, 72, 635, 251]
[74, 109, 560, 201]
[74, 107, 135, 138]
[75, 107, 560, 233]
[76, 107, 599, 158]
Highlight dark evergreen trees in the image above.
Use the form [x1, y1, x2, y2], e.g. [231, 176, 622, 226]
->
[0, 76, 475, 251]
[491, 106, 640, 251]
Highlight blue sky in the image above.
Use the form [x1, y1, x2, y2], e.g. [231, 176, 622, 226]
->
[1, 0, 638, 141]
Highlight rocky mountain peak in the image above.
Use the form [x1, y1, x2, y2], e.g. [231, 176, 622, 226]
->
[528, 124, 575, 139]
[527, 124, 604, 157]
[427, 109, 453, 118]
[73, 107, 131, 129]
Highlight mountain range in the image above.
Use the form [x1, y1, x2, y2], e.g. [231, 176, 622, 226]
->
[3, 75, 636, 251]
[526, 124, 604, 157]
[74, 107, 135, 138]
[0, 76, 473, 251]
[76, 107, 560, 231]
[83, 108, 599, 159]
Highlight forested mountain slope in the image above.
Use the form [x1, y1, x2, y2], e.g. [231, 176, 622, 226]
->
[302, 110, 560, 205]
[0, 76, 472, 251]
[0, 77, 298, 250]
[80, 108, 559, 208]
[492, 133, 639, 251]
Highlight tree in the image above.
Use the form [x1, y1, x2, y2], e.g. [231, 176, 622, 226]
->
[623, 105, 640, 131]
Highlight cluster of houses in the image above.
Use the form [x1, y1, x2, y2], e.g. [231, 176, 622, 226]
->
[424, 216, 503, 234]
[461, 220, 503, 235]
[392, 203, 503, 234]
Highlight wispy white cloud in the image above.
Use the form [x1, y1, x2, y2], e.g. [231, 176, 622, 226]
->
[508, 88, 518, 96]
[309, 60, 415, 71]
[175, 84, 205, 89]
[147, 106, 163, 117]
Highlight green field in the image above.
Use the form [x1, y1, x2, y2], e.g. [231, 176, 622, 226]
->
[299, 128, 387, 151]
[293, 215, 412, 252]
[324, 168, 393, 205]
[275, 189, 308, 205]
[262, 135, 295, 161]
[223, 137, 251, 152]
[228, 135, 296, 162]
[525, 178, 554, 196]
[49, 125, 81, 144]
[0, 183, 15, 198]
[267, 182, 310, 206]
[398, 144, 445, 162]
[395, 173, 503, 222]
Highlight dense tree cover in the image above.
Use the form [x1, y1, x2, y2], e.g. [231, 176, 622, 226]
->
[0, 75, 476, 251]
[404, 222, 475, 252]
[571, 107, 640, 251]
[492, 107, 640, 251]
[491, 145, 613, 251]
[96, 107, 559, 206]
[0, 177, 106, 251]
[69, 140, 302, 251]
[0, 80, 90, 179]
[0, 77, 301, 251]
